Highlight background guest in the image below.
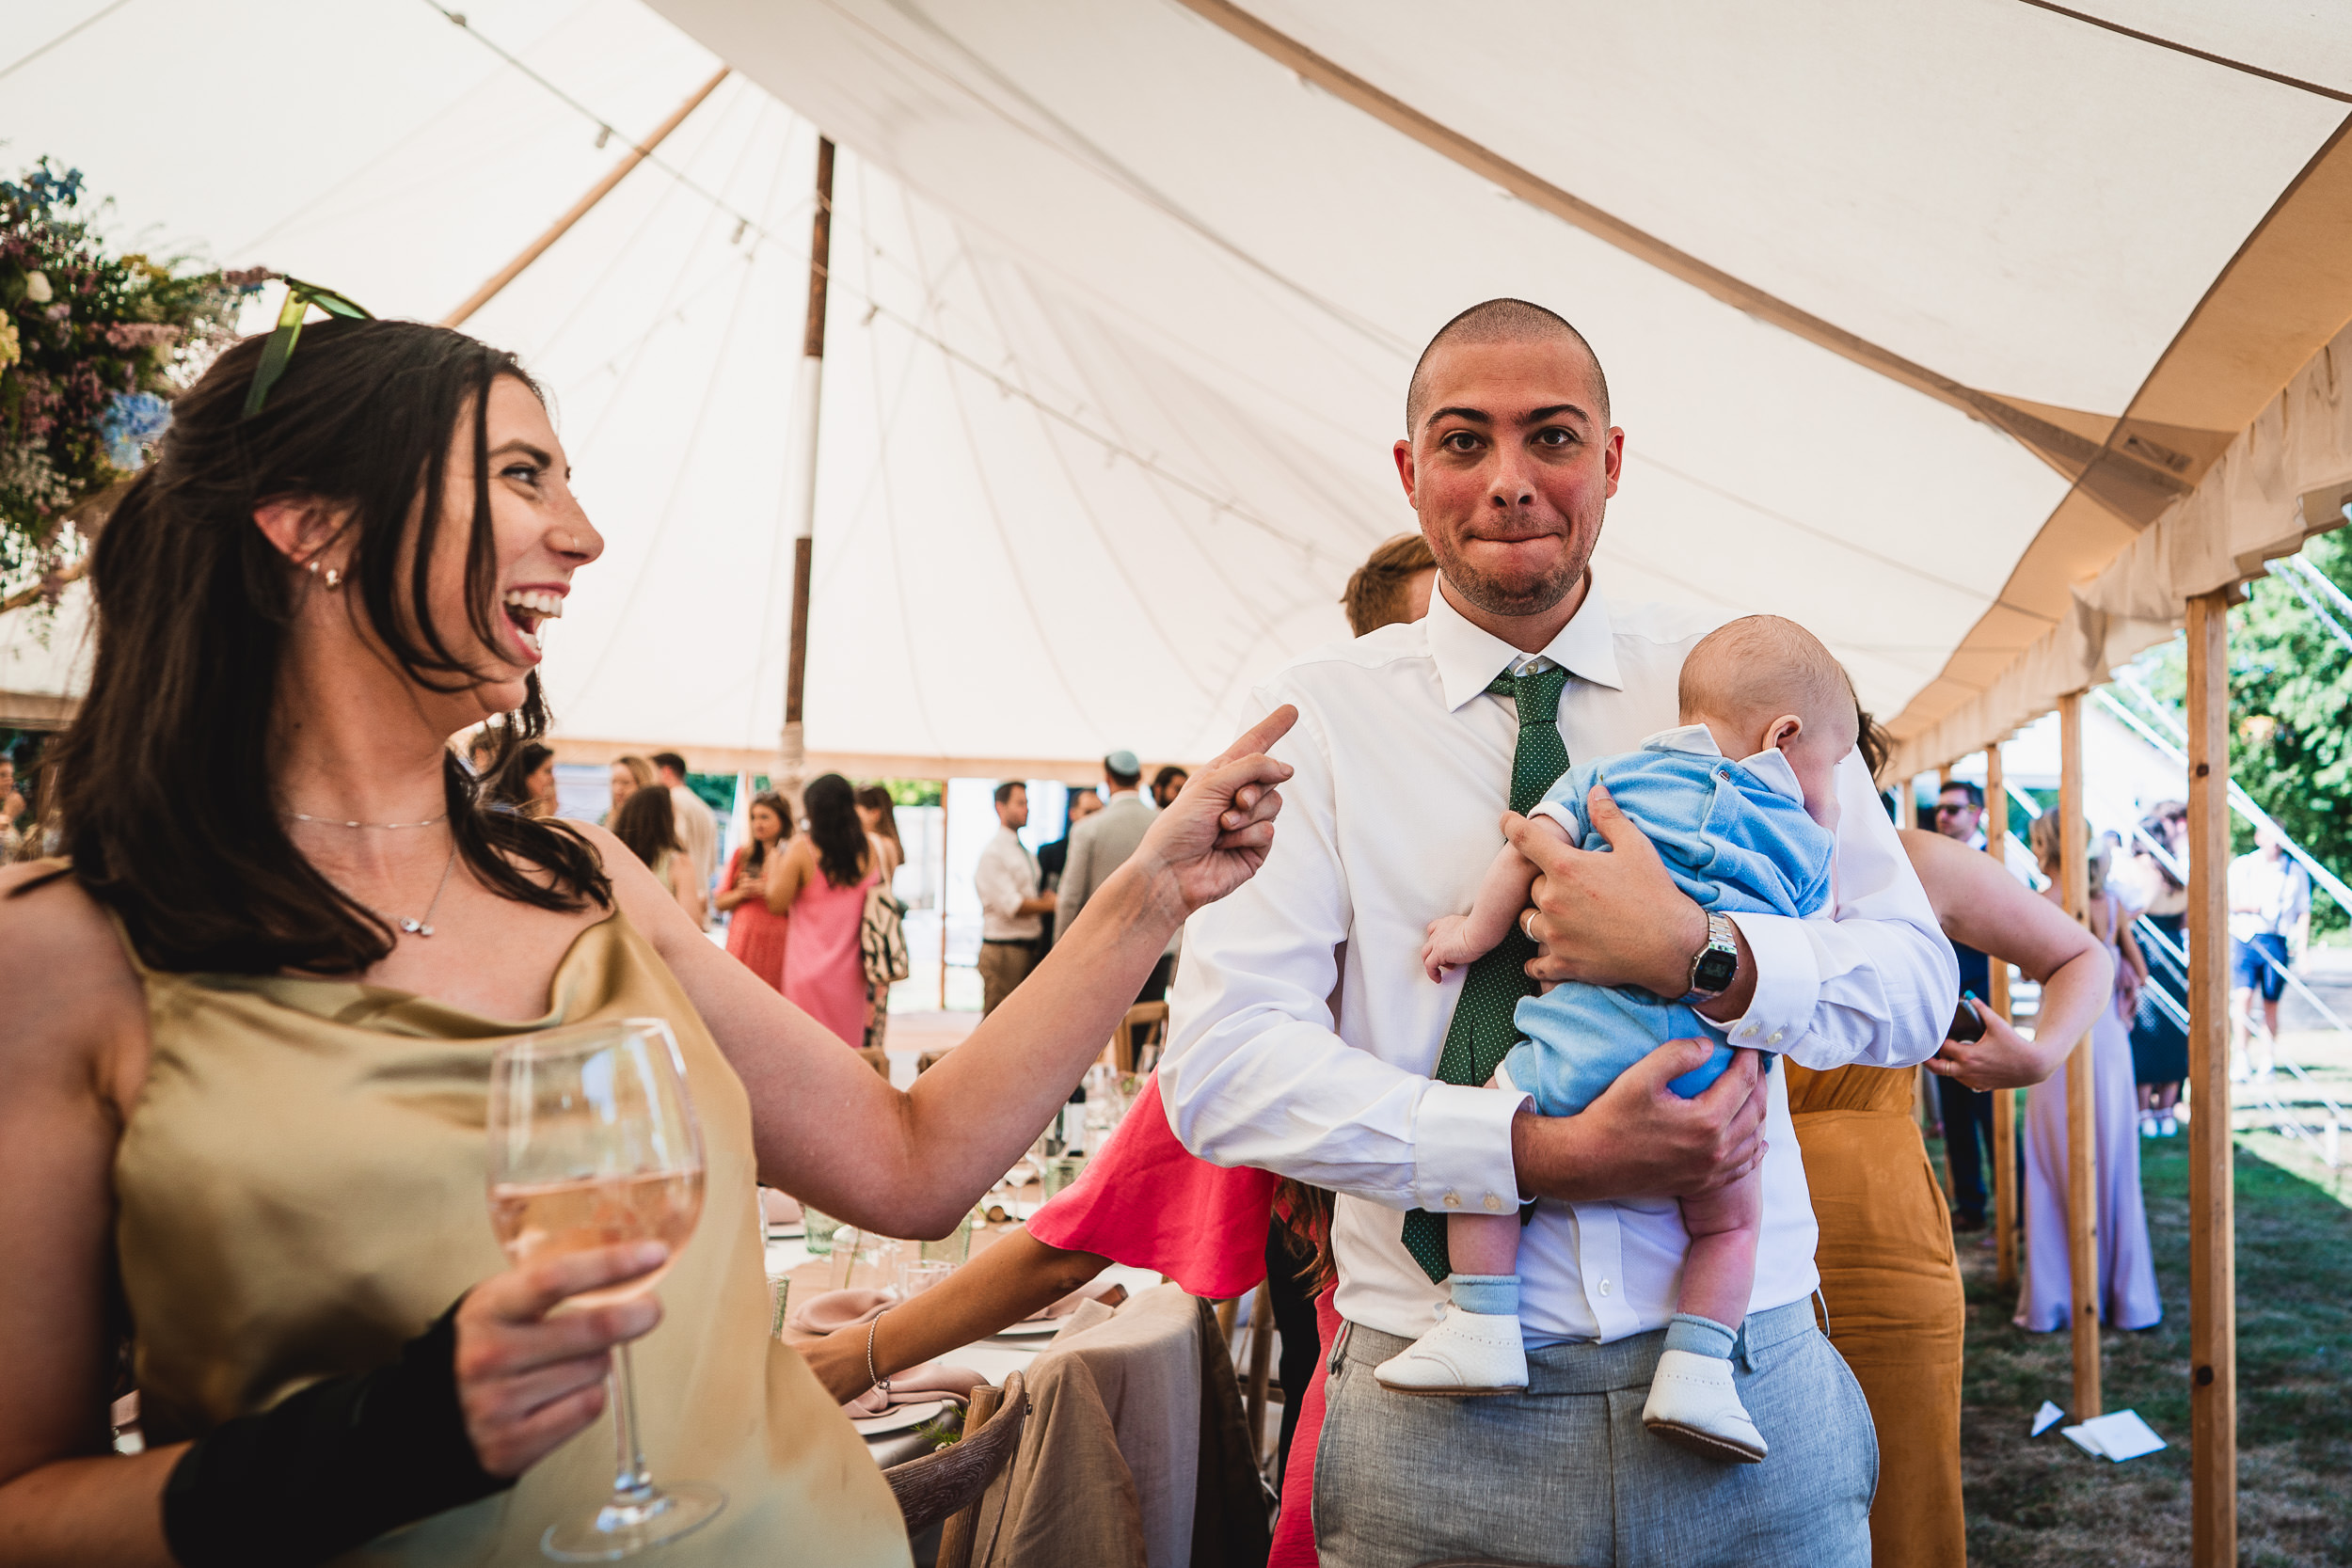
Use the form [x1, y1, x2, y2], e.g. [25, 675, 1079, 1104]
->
[2018, 815, 2161, 1334]
[1151, 765, 1189, 809]
[608, 753, 657, 822]
[1338, 530, 1437, 637]
[717, 790, 793, 991]
[0, 752, 24, 860]
[485, 740, 558, 818]
[767, 772, 882, 1045]
[974, 780, 1052, 1016]
[1057, 749, 1179, 1004]
[1931, 778, 1994, 1230]
[2122, 802, 2189, 1134]
[852, 784, 907, 1050]
[1035, 787, 1101, 956]
[653, 750, 718, 915]
[612, 781, 707, 927]
[2229, 819, 2309, 1080]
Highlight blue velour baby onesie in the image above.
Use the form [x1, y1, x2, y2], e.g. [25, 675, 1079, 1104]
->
[1500, 726, 1836, 1114]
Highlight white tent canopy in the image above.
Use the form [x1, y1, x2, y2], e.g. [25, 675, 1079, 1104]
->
[6, 0, 2351, 776]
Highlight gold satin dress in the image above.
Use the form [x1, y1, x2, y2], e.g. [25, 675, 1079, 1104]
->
[1788, 1062, 1966, 1568]
[111, 905, 909, 1567]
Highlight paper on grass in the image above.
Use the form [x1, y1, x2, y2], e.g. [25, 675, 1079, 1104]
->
[2030, 1400, 2065, 1436]
[2059, 1409, 2168, 1461]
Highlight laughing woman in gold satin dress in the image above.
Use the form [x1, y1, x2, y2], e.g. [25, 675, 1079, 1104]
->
[1791, 722, 2111, 1567]
[0, 317, 1295, 1566]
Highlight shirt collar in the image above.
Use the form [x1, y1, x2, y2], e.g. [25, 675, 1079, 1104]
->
[1424, 570, 1625, 712]
[1642, 723, 1806, 806]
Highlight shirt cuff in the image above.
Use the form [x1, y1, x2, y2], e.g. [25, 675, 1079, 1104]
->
[1411, 1082, 1530, 1216]
[1714, 911, 1820, 1053]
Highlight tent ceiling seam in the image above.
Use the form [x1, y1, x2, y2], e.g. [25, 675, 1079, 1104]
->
[1168, 0, 2154, 493]
[2008, 0, 2352, 103]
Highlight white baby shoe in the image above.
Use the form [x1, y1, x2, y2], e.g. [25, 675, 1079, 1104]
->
[1373, 1306, 1529, 1396]
[1642, 1349, 1767, 1462]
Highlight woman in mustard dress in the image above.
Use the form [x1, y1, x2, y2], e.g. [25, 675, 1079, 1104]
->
[0, 317, 1296, 1565]
[1790, 739, 2112, 1568]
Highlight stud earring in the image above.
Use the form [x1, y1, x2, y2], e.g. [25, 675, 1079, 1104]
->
[323, 565, 342, 591]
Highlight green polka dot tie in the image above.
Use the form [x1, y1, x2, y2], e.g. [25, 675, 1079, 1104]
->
[1399, 664, 1571, 1283]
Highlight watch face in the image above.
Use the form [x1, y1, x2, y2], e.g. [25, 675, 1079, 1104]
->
[1693, 946, 1739, 993]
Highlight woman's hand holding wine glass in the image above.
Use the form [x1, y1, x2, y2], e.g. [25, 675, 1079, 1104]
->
[453, 1240, 672, 1478]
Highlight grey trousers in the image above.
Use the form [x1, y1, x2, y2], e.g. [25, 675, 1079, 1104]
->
[1313, 1297, 1877, 1568]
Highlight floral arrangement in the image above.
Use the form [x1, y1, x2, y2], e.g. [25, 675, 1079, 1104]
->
[2, 159, 267, 610]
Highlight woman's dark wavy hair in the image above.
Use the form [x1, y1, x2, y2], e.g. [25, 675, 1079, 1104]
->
[611, 784, 681, 871]
[803, 773, 867, 889]
[745, 790, 793, 877]
[48, 317, 610, 974]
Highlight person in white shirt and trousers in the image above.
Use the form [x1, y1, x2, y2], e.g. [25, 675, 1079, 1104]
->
[975, 781, 1055, 1016]
[1164, 300, 1957, 1568]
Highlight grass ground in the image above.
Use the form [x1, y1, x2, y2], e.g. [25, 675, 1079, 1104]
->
[1934, 1070, 2352, 1566]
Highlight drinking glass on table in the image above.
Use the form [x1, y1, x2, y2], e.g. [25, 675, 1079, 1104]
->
[488, 1017, 725, 1560]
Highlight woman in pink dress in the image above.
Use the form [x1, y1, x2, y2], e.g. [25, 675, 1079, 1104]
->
[717, 790, 792, 991]
[2018, 816, 2163, 1333]
[769, 773, 880, 1046]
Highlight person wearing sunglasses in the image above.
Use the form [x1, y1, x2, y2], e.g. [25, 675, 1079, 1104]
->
[0, 302, 1295, 1566]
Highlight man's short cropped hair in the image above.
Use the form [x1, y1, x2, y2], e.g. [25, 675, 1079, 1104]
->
[650, 752, 688, 779]
[1342, 531, 1437, 637]
[1406, 298, 1611, 433]
[993, 780, 1025, 807]
[1939, 780, 1983, 808]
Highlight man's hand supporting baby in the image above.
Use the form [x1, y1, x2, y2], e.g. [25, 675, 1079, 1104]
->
[1503, 781, 1770, 1201]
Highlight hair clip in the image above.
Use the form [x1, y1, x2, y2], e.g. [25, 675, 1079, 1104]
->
[242, 277, 374, 420]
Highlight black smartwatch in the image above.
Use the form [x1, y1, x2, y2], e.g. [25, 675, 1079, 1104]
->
[1681, 912, 1740, 1003]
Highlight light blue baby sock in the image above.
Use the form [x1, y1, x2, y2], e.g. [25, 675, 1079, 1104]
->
[1448, 1273, 1519, 1316]
[1662, 1311, 1739, 1360]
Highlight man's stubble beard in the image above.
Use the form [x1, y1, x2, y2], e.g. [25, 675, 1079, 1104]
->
[1426, 524, 1596, 620]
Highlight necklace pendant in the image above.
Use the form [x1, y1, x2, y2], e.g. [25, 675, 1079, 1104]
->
[401, 918, 425, 935]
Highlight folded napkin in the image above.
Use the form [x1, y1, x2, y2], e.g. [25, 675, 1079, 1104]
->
[759, 1188, 803, 1226]
[787, 1287, 893, 1336]
[1021, 1281, 1128, 1323]
[844, 1361, 989, 1415]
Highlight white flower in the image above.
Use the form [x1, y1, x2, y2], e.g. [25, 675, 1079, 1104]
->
[23, 270, 53, 304]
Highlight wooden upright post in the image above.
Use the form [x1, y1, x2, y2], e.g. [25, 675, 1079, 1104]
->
[937, 778, 951, 1010]
[2058, 691, 2101, 1418]
[1987, 742, 2018, 1291]
[779, 136, 835, 800]
[2185, 592, 2237, 1565]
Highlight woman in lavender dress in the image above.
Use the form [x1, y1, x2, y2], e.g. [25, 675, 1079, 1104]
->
[2017, 816, 2163, 1333]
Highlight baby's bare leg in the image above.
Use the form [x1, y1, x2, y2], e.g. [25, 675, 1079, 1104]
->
[1674, 1165, 1763, 1332]
[1447, 1210, 1521, 1279]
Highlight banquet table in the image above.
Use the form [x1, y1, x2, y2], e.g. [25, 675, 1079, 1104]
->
[764, 1190, 1166, 1467]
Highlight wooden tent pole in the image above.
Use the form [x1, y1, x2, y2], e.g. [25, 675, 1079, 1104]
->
[2185, 591, 2237, 1565]
[2058, 690, 2102, 1418]
[1987, 742, 2019, 1291]
[778, 136, 835, 800]
[937, 779, 950, 1011]
[440, 70, 728, 328]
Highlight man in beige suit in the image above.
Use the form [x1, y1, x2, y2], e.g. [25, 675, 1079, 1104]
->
[1057, 750, 1183, 1003]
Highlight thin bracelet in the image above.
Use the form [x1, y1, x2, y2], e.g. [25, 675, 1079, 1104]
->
[866, 1312, 890, 1398]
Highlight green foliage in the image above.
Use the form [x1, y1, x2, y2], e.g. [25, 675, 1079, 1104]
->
[2131, 530, 2352, 932]
[2, 158, 264, 603]
[866, 779, 942, 808]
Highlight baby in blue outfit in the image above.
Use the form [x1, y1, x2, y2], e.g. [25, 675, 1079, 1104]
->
[1374, 616, 1857, 1465]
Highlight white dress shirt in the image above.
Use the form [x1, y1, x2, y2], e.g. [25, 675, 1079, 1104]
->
[1164, 578, 1957, 1344]
[976, 826, 1044, 942]
[2228, 849, 2310, 942]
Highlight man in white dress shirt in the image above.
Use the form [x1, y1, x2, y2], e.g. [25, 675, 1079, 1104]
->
[975, 781, 1055, 1015]
[1164, 301, 1955, 1566]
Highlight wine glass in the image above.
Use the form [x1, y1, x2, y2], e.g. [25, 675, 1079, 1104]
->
[487, 1018, 726, 1560]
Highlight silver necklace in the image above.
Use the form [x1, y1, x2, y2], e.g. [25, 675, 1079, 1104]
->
[287, 810, 449, 830]
[335, 847, 460, 938]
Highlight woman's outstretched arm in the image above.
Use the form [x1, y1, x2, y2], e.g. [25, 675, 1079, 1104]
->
[643, 708, 1296, 1241]
[1899, 829, 2114, 1091]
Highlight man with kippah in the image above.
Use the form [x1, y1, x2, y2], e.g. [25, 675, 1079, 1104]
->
[1163, 300, 1958, 1567]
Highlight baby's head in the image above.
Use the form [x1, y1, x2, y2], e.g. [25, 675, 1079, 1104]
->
[1678, 615, 1858, 824]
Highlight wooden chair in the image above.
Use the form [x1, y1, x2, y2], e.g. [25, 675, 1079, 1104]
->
[855, 1045, 891, 1081]
[1112, 1001, 1169, 1073]
[882, 1370, 1029, 1559]
[915, 1048, 953, 1076]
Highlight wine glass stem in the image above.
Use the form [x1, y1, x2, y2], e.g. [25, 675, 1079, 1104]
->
[609, 1340, 655, 1504]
